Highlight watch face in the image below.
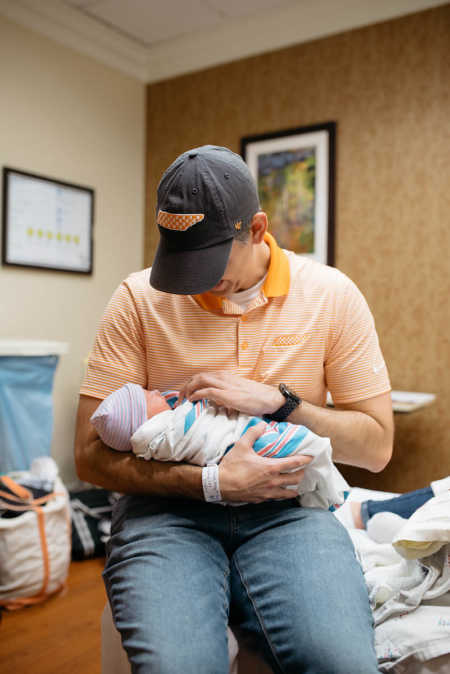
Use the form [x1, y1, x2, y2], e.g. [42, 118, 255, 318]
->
[279, 383, 300, 403]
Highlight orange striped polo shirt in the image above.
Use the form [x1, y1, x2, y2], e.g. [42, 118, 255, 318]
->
[80, 233, 390, 406]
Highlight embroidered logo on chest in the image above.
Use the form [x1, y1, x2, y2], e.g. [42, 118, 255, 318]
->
[272, 334, 307, 347]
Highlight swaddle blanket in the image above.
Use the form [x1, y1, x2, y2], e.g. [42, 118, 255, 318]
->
[131, 398, 349, 510]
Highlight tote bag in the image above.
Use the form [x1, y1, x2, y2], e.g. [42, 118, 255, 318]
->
[0, 473, 71, 609]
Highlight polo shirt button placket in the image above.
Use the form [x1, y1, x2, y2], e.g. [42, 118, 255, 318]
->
[238, 339, 249, 368]
[237, 318, 249, 365]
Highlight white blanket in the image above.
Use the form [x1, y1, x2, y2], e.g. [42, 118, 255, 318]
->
[347, 530, 450, 625]
[336, 490, 450, 672]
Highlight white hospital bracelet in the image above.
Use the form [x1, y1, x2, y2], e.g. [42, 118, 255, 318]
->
[202, 464, 222, 502]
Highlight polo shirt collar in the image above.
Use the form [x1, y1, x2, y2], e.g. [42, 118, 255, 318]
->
[193, 232, 290, 314]
[262, 232, 290, 298]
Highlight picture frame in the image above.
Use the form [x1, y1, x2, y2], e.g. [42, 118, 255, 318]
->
[2, 167, 94, 274]
[241, 122, 336, 266]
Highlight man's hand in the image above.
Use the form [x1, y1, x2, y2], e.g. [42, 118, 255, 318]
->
[177, 371, 283, 417]
[218, 422, 312, 503]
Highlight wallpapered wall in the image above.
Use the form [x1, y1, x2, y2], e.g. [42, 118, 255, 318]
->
[145, 6, 450, 493]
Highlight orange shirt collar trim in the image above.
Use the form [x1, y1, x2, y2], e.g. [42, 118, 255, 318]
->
[193, 233, 290, 313]
[262, 232, 290, 298]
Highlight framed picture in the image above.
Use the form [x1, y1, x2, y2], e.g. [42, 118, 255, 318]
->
[241, 122, 336, 266]
[2, 168, 94, 274]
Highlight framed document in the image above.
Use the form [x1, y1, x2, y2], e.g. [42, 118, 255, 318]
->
[2, 168, 94, 274]
[241, 122, 335, 266]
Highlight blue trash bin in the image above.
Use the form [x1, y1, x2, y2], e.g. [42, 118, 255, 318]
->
[0, 340, 68, 473]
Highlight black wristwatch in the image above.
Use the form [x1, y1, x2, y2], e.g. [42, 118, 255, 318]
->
[265, 384, 302, 422]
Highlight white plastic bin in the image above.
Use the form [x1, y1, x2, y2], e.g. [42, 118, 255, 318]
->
[0, 340, 68, 473]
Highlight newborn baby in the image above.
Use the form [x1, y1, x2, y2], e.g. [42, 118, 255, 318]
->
[91, 383, 349, 510]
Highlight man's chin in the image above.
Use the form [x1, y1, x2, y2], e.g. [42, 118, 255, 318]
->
[208, 282, 232, 296]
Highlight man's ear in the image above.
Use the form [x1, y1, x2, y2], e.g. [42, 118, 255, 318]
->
[250, 212, 268, 243]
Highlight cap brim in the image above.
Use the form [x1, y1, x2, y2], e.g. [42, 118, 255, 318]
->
[150, 237, 233, 295]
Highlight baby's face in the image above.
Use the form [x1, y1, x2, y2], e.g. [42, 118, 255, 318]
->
[144, 390, 171, 419]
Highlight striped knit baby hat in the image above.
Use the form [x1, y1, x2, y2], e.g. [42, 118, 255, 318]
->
[90, 383, 147, 452]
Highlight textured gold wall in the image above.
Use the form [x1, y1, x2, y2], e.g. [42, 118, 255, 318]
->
[145, 6, 450, 493]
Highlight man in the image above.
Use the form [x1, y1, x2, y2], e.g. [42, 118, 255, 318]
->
[75, 145, 393, 673]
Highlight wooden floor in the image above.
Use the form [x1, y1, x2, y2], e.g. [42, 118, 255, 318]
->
[0, 556, 273, 674]
[0, 557, 106, 674]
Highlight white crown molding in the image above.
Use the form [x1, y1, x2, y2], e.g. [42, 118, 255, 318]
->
[0, 0, 149, 80]
[0, 0, 447, 84]
[144, 0, 449, 83]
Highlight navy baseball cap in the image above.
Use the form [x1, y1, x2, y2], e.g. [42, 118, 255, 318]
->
[150, 145, 260, 295]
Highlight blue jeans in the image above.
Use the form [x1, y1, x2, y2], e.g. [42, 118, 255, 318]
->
[360, 487, 433, 528]
[103, 496, 379, 674]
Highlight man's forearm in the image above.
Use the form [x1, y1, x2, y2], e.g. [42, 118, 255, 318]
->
[286, 398, 393, 472]
[76, 435, 204, 499]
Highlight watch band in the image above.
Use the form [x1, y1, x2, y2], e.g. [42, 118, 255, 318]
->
[265, 384, 302, 422]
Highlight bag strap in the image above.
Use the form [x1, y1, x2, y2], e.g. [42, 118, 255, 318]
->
[0, 501, 71, 609]
[0, 479, 70, 610]
[0, 475, 32, 501]
[0, 491, 57, 509]
[0, 580, 67, 610]
[0, 502, 51, 609]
